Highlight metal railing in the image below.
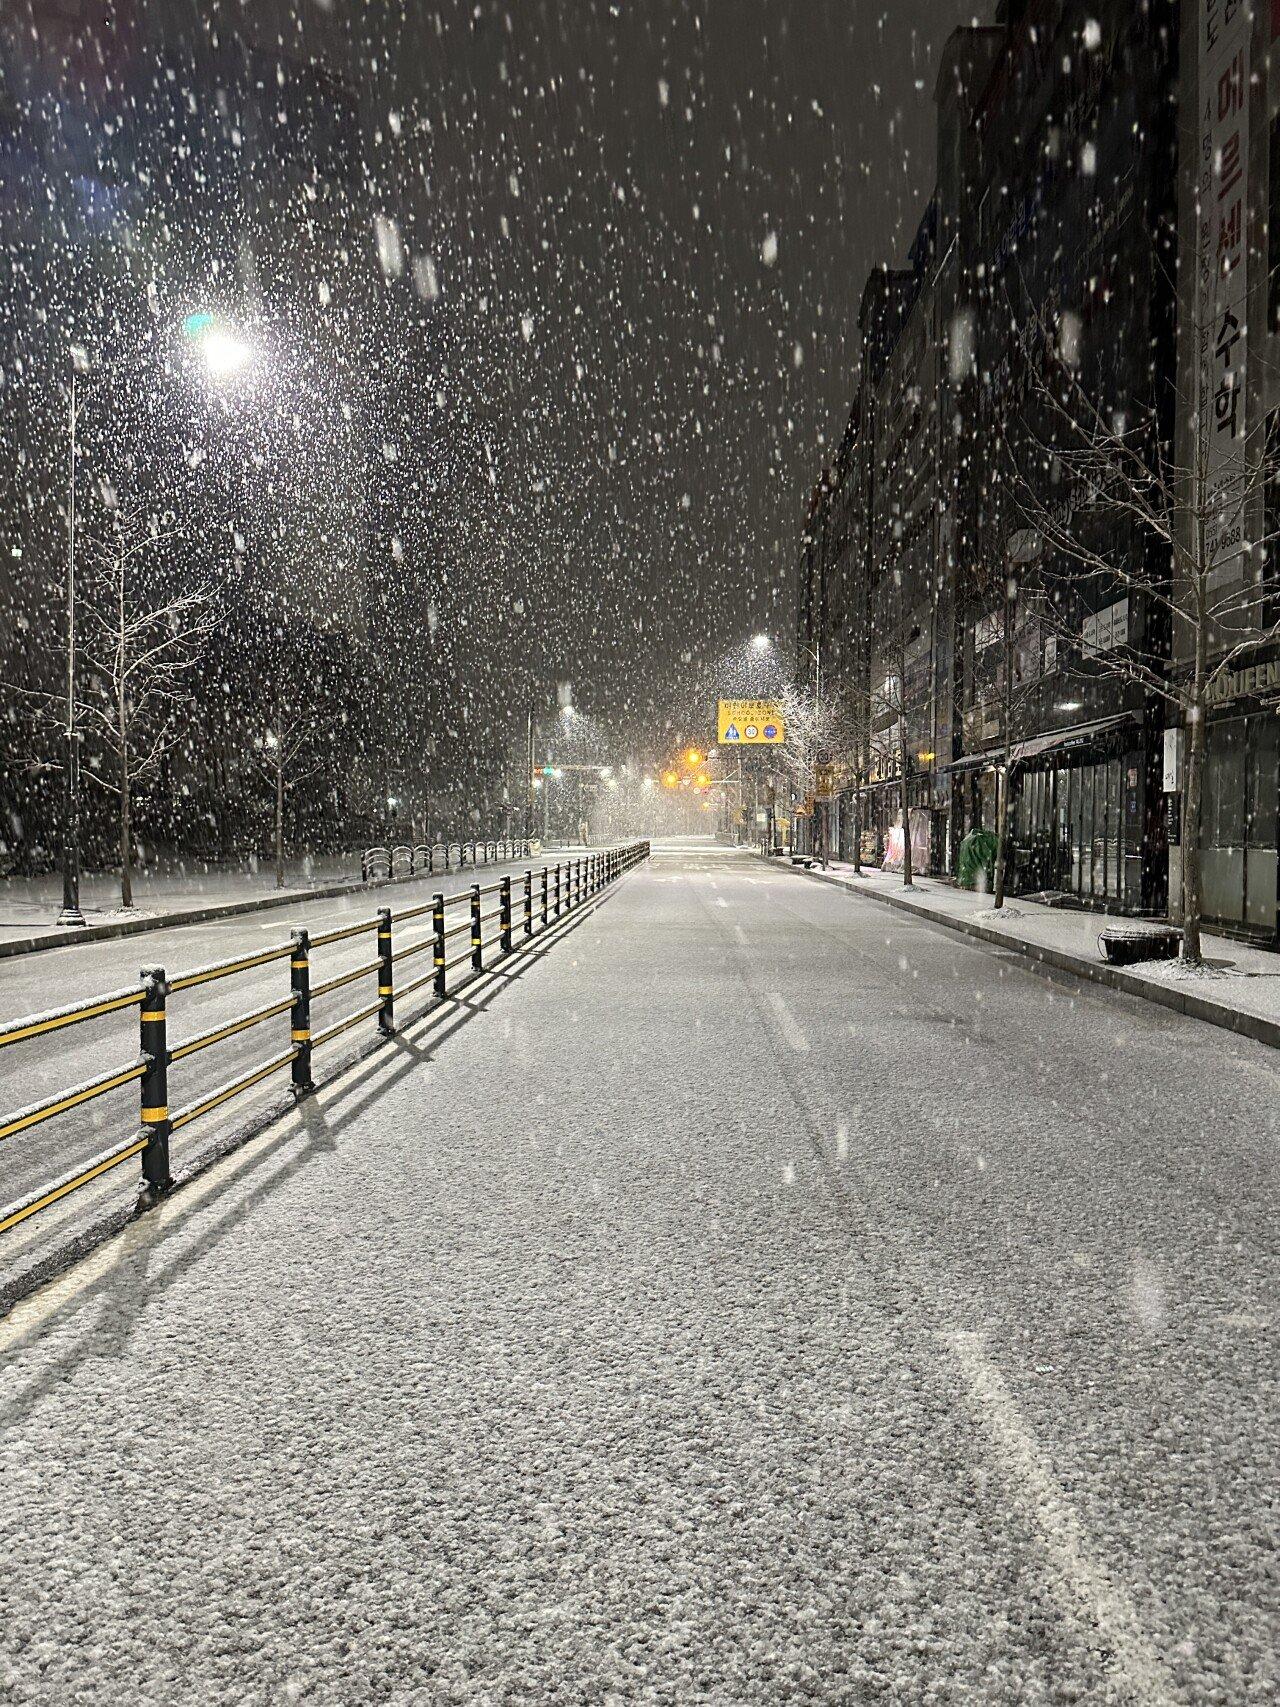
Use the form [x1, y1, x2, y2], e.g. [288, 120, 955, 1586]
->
[0, 841, 650, 1238]
[360, 839, 534, 881]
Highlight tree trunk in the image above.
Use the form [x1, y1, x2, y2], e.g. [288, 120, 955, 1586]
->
[119, 688, 132, 911]
[275, 752, 285, 889]
[993, 760, 1009, 910]
[1181, 551, 1209, 965]
[900, 761, 913, 888]
[1181, 698, 1205, 964]
[994, 575, 1015, 911]
[852, 771, 862, 874]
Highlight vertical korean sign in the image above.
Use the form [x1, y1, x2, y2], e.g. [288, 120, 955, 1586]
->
[1198, 0, 1250, 582]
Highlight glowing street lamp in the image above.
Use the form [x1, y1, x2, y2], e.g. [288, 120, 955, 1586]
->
[181, 312, 255, 379]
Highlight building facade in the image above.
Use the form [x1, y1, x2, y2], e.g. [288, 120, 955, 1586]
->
[801, 0, 1184, 916]
[1169, 0, 1280, 939]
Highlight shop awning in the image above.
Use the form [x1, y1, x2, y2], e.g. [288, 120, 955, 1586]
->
[945, 712, 1139, 774]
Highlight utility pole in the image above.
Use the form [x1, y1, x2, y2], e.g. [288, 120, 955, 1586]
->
[525, 704, 534, 840]
[59, 353, 86, 927]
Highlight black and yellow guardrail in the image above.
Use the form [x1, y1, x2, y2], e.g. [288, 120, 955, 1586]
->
[360, 838, 534, 882]
[0, 841, 650, 1238]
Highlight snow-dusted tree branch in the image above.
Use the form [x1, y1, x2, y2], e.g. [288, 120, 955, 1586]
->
[1003, 290, 1280, 960]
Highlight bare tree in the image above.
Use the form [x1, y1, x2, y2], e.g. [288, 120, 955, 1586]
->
[777, 680, 848, 860]
[1007, 319, 1280, 962]
[250, 698, 322, 889]
[11, 499, 213, 908]
[82, 503, 213, 908]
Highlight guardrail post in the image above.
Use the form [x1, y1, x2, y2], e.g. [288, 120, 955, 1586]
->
[470, 884, 483, 970]
[139, 965, 172, 1193]
[524, 869, 533, 937]
[541, 866, 549, 926]
[377, 906, 394, 1035]
[500, 875, 513, 953]
[291, 928, 314, 1093]
[432, 893, 447, 997]
[554, 862, 562, 918]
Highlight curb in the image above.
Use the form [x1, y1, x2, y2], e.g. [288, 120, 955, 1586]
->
[788, 863, 1280, 1052]
[0, 855, 552, 962]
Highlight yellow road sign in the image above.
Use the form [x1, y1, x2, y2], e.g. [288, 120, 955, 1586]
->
[717, 698, 785, 745]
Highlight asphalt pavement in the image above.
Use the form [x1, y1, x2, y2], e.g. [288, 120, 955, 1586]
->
[0, 839, 1274, 1704]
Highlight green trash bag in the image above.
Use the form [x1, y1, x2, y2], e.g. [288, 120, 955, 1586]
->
[957, 827, 998, 892]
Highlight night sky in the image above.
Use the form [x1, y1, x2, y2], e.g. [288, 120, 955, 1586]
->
[354, 0, 994, 749]
[2, 0, 994, 768]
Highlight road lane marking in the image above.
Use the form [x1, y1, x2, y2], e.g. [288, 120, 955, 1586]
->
[733, 925, 747, 944]
[715, 897, 728, 908]
[767, 991, 809, 1054]
[951, 1330, 1174, 1703]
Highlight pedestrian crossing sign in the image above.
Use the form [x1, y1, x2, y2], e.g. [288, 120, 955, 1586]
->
[717, 698, 785, 745]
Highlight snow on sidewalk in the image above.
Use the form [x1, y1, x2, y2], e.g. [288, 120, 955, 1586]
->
[0, 854, 366, 936]
[0, 848, 566, 945]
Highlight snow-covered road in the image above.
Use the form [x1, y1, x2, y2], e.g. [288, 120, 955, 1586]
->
[0, 841, 1275, 1703]
[0, 849, 573, 1263]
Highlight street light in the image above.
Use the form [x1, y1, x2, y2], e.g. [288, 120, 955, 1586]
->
[55, 315, 258, 926]
[57, 342, 92, 926]
[181, 312, 255, 380]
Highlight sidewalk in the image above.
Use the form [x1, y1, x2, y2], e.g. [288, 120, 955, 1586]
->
[0, 846, 558, 958]
[784, 855, 1280, 1048]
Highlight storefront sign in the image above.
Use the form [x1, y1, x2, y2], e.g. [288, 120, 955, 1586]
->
[1198, 0, 1251, 577]
[1205, 657, 1280, 705]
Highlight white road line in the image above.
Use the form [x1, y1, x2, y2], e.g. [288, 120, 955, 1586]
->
[950, 1330, 1174, 1704]
[715, 897, 728, 908]
[766, 991, 810, 1054]
[733, 924, 747, 944]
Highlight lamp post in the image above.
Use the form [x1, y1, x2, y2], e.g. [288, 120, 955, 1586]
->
[57, 344, 91, 926]
[52, 316, 257, 926]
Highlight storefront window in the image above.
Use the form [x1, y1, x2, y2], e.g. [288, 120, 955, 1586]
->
[1246, 716, 1278, 930]
[1069, 766, 1082, 891]
[1105, 759, 1121, 900]
[1088, 766, 1104, 897]
[1202, 719, 1246, 924]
